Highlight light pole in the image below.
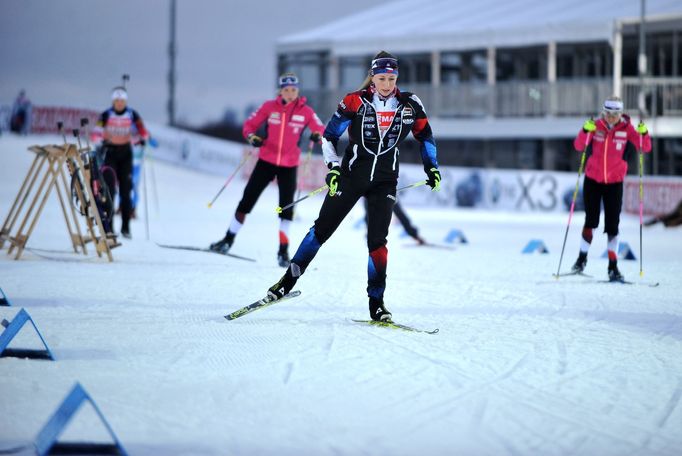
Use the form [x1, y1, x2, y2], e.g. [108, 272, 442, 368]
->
[168, 0, 177, 126]
[638, 0, 647, 119]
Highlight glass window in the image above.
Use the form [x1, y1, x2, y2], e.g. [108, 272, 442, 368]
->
[441, 50, 487, 84]
[277, 52, 327, 89]
[395, 53, 431, 84]
[339, 56, 371, 90]
[496, 46, 547, 81]
[557, 42, 611, 78]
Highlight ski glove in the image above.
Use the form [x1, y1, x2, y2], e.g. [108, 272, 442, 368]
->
[326, 165, 341, 196]
[247, 134, 263, 147]
[309, 132, 322, 144]
[582, 119, 596, 133]
[636, 121, 648, 135]
[425, 167, 441, 192]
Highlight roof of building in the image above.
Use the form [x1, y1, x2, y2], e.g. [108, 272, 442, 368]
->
[277, 0, 682, 55]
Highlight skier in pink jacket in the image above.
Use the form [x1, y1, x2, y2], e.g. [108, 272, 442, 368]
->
[210, 73, 326, 266]
[571, 95, 652, 281]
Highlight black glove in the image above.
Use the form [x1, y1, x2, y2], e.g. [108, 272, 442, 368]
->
[425, 167, 441, 192]
[325, 165, 341, 196]
[247, 134, 263, 147]
[309, 132, 322, 144]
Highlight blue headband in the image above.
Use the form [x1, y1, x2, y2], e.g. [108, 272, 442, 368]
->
[603, 99, 623, 113]
[371, 57, 399, 76]
[279, 74, 299, 88]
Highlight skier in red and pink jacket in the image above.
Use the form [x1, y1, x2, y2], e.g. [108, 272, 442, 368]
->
[210, 73, 326, 267]
[571, 95, 652, 281]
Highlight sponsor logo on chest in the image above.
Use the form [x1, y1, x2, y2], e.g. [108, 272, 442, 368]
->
[377, 111, 395, 130]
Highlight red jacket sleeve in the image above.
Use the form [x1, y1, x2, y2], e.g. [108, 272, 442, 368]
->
[132, 110, 149, 140]
[573, 128, 594, 151]
[627, 123, 652, 153]
[306, 107, 325, 135]
[242, 101, 271, 140]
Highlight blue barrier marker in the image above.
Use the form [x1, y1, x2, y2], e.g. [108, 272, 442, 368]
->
[0, 287, 10, 306]
[444, 229, 468, 244]
[0, 308, 53, 360]
[34, 383, 128, 456]
[522, 239, 549, 254]
[601, 242, 636, 260]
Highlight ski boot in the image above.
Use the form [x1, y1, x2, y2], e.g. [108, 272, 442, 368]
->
[369, 297, 392, 322]
[608, 260, 624, 282]
[210, 232, 235, 254]
[121, 228, 132, 240]
[268, 263, 300, 300]
[571, 251, 587, 273]
[277, 244, 290, 268]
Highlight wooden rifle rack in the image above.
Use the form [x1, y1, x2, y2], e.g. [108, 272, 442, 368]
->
[0, 143, 115, 261]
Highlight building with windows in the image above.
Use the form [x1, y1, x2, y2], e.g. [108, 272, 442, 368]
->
[276, 0, 682, 175]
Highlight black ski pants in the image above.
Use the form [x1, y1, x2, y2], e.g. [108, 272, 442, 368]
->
[364, 199, 418, 239]
[582, 176, 623, 237]
[103, 143, 133, 233]
[237, 159, 297, 221]
[314, 174, 396, 251]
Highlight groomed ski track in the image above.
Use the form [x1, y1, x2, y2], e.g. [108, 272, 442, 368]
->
[1, 135, 681, 455]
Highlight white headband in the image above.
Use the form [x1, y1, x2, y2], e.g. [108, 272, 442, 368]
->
[111, 88, 128, 101]
[603, 99, 623, 113]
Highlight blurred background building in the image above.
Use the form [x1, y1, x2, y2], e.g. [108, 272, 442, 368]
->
[275, 0, 682, 175]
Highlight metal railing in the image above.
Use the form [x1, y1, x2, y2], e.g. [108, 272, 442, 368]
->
[302, 77, 682, 119]
[622, 77, 682, 117]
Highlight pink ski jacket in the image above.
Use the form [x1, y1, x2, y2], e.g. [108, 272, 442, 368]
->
[242, 95, 325, 168]
[574, 114, 652, 184]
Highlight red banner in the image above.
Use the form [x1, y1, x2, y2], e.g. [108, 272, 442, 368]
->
[624, 178, 682, 216]
[30, 106, 99, 134]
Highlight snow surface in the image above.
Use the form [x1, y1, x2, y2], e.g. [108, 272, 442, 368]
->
[1, 134, 681, 456]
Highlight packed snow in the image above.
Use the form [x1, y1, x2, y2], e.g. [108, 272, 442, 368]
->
[1, 134, 681, 456]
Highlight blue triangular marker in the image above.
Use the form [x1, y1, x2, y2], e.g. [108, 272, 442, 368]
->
[522, 239, 549, 254]
[0, 308, 53, 360]
[34, 383, 129, 456]
[0, 287, 10, 306]
[444, 229, 468, 244]
[601, 241, 636, 260]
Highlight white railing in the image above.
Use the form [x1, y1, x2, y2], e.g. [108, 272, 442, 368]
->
[302, 78, 682, 119]
[622, 77, 682, 117]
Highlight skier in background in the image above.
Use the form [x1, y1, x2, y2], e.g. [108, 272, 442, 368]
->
[364, 200, 426, 245]
[265, 51, 441, 322]
[644, 199, 682, 228]
[91, 86, 149, 239]
[570, 96, 651, 281]
[209, 72, 325, 267]
[10, 89, 32, 135]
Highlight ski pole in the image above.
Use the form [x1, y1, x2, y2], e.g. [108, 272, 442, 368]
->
[638, 129, 644, 277]
[398, 180, 427, 192]
[142, 144, 150, 241]
[555, 131, 592, 279]
[147, 144, 160, 215]
[207, 151, 252, 208]
[276, 185, 327, 214]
